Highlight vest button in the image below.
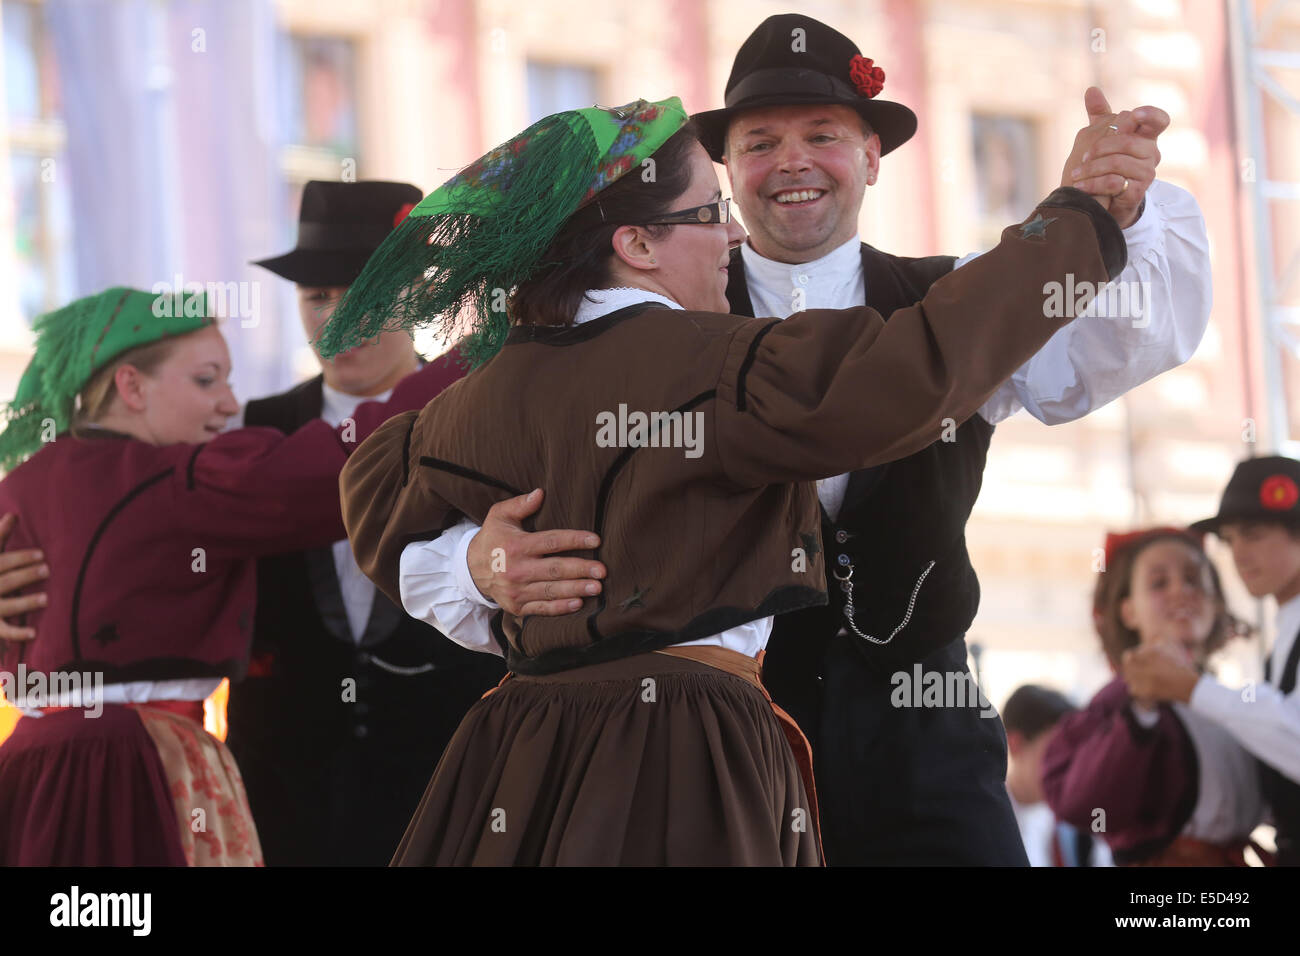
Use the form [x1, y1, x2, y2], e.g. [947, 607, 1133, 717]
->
[353, 724, 369, 739]
[837, 554, 850, 566]
[835, 530, 849, 543]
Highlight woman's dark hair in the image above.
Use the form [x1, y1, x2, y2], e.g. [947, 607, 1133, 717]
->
[1092, 530, 1247, 671]
[510, 122, 702, 327]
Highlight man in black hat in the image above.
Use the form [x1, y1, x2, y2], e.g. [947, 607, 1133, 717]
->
[231, 180, 505, 865]
[1125, 455, 1300, 866]
[389, 14, 1213, 865]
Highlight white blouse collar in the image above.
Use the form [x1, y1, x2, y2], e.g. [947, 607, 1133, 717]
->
[572, 288, 682, 325]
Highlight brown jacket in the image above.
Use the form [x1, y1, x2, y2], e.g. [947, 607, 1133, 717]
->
[341, 189, 1125, 674]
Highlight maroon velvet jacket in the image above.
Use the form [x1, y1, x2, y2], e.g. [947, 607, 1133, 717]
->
[0, 350, 465, 685]
[1042, 677, 1197, 862]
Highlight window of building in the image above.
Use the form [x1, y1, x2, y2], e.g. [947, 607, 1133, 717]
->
[525, 61, 600, 124]
[277, 32, 360, 184]
[971, 113, 1040, 249]
[5, 0, 75, 320]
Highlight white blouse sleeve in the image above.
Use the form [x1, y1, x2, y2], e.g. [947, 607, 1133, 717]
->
[1189, 675, 1300, 784]
[398, 519, 503, 656]
[974, 180, 1212, 425]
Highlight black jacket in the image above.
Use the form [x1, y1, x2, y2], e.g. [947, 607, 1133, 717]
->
[225, 375, 505, 866]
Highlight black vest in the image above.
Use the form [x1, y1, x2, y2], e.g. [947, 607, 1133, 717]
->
[1263, 629, 1300, 862]
[726, 244, 993, 706]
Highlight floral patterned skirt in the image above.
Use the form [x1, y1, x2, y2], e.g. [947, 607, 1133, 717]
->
[130, 701, 263, 866]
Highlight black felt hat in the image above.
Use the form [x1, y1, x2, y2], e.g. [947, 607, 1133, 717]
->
[1192, 456, 1300, 534]
[253, 180, 423, 287]
[693, 13, 918, 162]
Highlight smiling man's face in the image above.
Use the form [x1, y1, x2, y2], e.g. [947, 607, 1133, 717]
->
[723, 103, 880, 264]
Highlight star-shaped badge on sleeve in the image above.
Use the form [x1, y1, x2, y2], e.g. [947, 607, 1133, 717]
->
[618, 585, 651, 612]
[1020, 214, 1058, 240]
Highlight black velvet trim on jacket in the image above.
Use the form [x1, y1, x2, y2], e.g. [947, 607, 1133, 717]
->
[735, 321, 780, 412]
[504, 302, 669, 347]
[418, 456, 524, 496]
[509, 583, 829, 676]
[1037, 186, 1128, 282]
[584, 388, 718, 644]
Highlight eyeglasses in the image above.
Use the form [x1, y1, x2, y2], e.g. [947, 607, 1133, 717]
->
[640, 199, 731, 226]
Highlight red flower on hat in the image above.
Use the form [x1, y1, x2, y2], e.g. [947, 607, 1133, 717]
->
[849, 55, 885, 99]
[1260, 474, 1299, 511]
[393, 202, 416, 229]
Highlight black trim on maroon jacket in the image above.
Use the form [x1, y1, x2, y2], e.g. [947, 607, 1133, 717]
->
[70, 468, 174, 662]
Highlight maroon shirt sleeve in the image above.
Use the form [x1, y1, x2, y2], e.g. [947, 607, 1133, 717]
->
[173, 348, 467, 560]
[1041, 676, 1197, 857]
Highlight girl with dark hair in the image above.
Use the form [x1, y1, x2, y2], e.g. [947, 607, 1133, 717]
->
[1043, 528, 1265, 866]
[319, 97, 1128, 865]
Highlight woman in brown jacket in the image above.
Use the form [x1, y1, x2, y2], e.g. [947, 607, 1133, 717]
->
[318, 97, 1126, 865]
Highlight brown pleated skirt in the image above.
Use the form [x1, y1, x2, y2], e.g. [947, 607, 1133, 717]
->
[392, 650, 822, 866]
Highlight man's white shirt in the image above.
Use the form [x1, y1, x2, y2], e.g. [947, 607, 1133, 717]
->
[1189, 591, 1300, 785]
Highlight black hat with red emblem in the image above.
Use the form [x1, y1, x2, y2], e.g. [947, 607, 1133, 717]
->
[692, 13, 918, 162]
[1192, 456, 1300, 534]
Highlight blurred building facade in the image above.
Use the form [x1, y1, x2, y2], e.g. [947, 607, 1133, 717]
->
[0, 0, 1296, 736]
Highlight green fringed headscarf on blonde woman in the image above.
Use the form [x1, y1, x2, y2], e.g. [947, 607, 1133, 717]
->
[316, 97, 689, 368]
[0, 287, 212, 470]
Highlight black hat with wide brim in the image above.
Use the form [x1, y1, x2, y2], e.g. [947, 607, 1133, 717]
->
[1191, 455, 1300, 534]
[253, 180, 423, 287]
[693, 13, 918, 163]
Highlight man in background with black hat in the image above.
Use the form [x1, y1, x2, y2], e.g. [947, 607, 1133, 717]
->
[418, 13, 1214, 866]
[1126, 455, 1300, 866]
[231, 180, 505, 865]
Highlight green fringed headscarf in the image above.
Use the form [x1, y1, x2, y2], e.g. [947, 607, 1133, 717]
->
[316, 97, 689, 368]
[0, 286, 212, 470]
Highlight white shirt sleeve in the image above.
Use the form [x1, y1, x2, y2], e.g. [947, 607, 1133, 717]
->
[398, 519, 503, 656]
[973, 180, 1212, 425]
[1188, 674, 1300, 784]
